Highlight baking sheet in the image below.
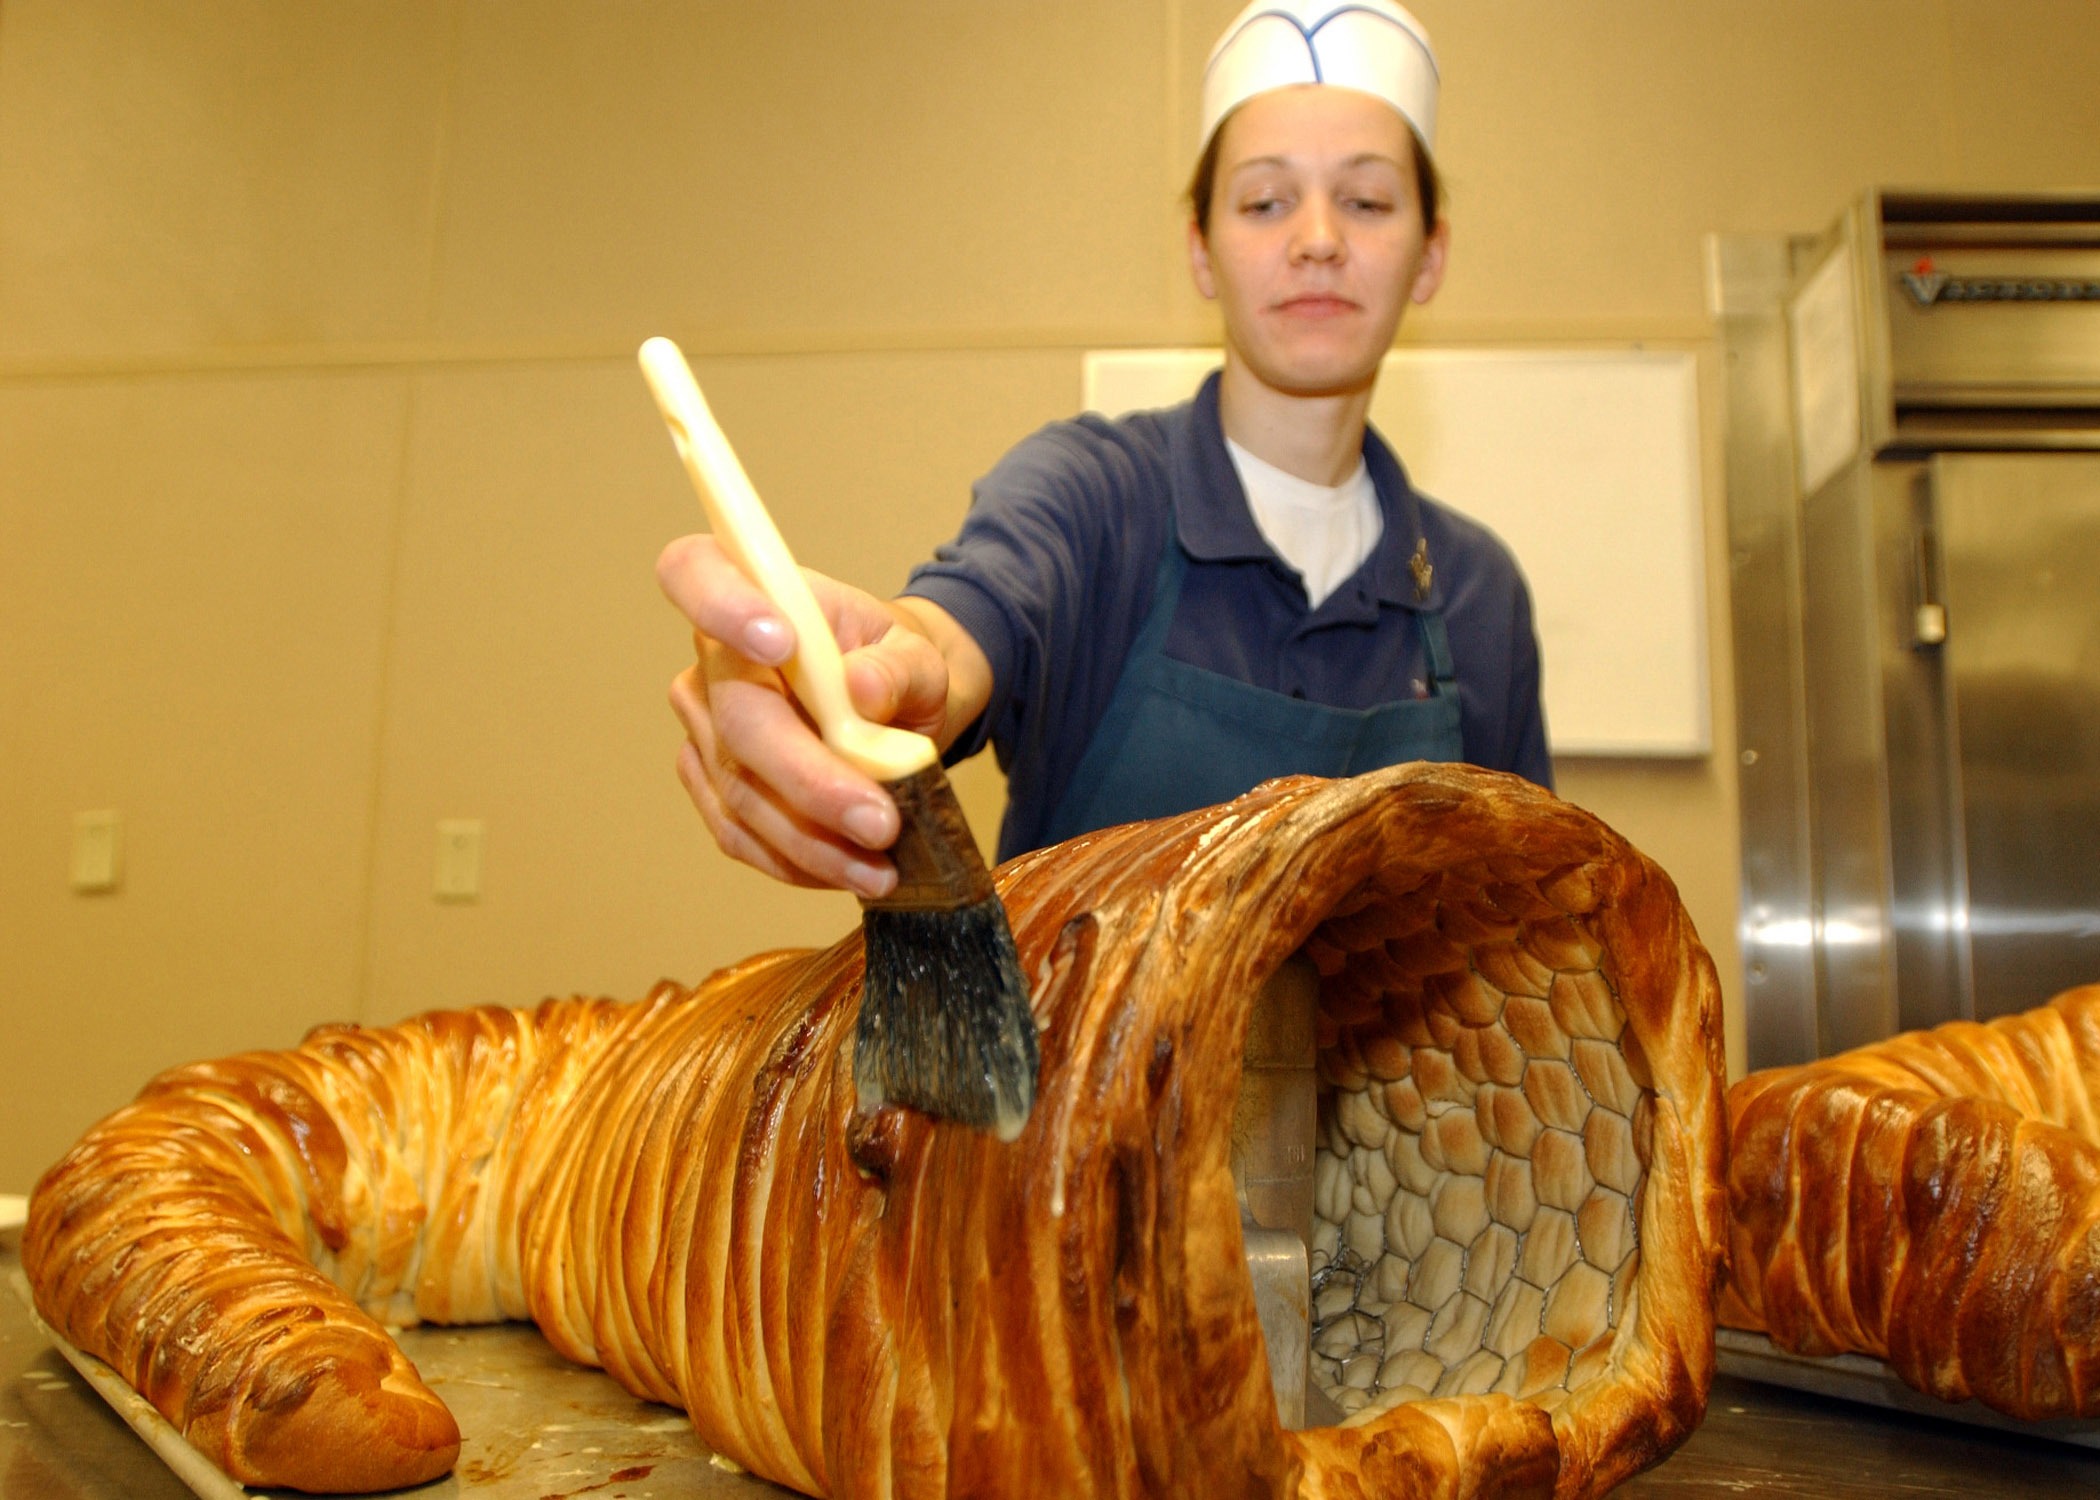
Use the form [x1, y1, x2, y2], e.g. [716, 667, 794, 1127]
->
[5, 1245, 793, 1499]
[1716, 1326, 2100, 1450]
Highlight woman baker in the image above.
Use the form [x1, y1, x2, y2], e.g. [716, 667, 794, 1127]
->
[657, 0, 1551, 898]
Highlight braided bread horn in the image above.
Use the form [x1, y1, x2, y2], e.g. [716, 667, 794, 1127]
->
[27, 765, 1726, 1497]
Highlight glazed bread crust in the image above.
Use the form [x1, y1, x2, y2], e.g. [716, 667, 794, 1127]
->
[27, 765, 1727, 1497]
[22, 998, 648, 1490]
[1721, 985, 2100, 1420]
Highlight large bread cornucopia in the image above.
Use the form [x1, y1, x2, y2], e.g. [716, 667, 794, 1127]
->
[26, 764, 1727, 1497]
[1722, 984, 2100, 1420]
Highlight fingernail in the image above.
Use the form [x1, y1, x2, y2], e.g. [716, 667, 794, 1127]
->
[842, 801, 894, 849]
[743, 616, 791, 665]
[846, 860, 895, 900]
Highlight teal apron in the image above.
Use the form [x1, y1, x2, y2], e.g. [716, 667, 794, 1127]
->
[1039, 536, 1463, 847]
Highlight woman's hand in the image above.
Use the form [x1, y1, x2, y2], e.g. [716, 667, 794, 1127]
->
[655, 534, 976, 896]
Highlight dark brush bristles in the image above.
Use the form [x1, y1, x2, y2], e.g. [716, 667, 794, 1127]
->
[853, 765, 1039, 1139]
[856, 900, 1037, 1139]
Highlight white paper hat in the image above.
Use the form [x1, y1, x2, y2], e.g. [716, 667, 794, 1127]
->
[1199, 1, 1439, 156]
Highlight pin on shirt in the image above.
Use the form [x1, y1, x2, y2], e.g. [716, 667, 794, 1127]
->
[1409, 538, 1434, 601]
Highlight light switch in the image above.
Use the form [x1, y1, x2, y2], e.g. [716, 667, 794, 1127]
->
[435, 819, 483, 902]
[71, 810, 122, 893]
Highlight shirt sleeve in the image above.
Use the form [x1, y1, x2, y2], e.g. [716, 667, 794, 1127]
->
[900, 411, 1175, 845]
[1497, 572, 1554, 790]
[1423, 500, 1555, 792]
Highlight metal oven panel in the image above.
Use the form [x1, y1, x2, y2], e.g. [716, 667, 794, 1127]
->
[1798, 458, 1901, 1054]
[1721, 191, 2100, 1067]
[1884, 246, 2100, 405]
[1872, 459, 1973, 1035]
[1712, 233, 1823, 1070]
[1933, 452, 2100, 1017]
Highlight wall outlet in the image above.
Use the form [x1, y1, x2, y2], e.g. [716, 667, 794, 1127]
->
[71, 810, 122, 893]
[435, 819, 483, 902]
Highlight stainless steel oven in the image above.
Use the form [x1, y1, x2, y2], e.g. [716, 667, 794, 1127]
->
[1714, 189, 2100, 1067]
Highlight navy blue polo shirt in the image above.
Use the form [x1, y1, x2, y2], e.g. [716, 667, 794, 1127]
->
[905, 371, 1551, 858]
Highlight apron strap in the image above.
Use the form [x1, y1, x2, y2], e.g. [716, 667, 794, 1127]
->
[1420, 597, 1457, 692]
[1128, 532, 1187, 662]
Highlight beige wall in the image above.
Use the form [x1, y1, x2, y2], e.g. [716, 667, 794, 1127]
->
[5, 0, 2099, 1190]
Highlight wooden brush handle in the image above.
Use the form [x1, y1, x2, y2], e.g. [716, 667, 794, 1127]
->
[640, 337, 936, 783]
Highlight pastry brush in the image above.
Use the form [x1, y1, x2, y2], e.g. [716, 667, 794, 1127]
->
[638, 337, 1038, 1140]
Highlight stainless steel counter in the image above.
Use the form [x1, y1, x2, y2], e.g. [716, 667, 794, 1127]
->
[7, 1229, 2100, 1499]
[1624, 1372, 2100, 1498]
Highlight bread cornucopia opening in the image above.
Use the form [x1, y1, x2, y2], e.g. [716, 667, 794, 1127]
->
[25, 765, 1727, 1497]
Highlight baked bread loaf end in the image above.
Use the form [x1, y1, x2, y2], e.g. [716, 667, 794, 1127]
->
[1722, 984, 2100, 1421]
[25, 1081, 462, 1491]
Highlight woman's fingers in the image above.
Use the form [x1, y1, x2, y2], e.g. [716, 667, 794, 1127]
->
[672, 738, 812, 887]
[657, 531, 960, 893]
[668, 658, 899, 896]
[673, 738, 893, 895]
[657, 534, 793, 666]
[840, 629, 953, 744]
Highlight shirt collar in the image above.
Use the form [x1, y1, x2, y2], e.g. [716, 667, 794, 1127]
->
[1170, 369, 1439, 613]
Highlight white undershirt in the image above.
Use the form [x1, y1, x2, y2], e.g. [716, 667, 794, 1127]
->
[1225, 438, 1382, 609]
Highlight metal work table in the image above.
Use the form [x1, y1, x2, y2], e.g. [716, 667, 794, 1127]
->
[1621, 1375, 2100, 1498]
[6, 1234, 2099, 1499]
